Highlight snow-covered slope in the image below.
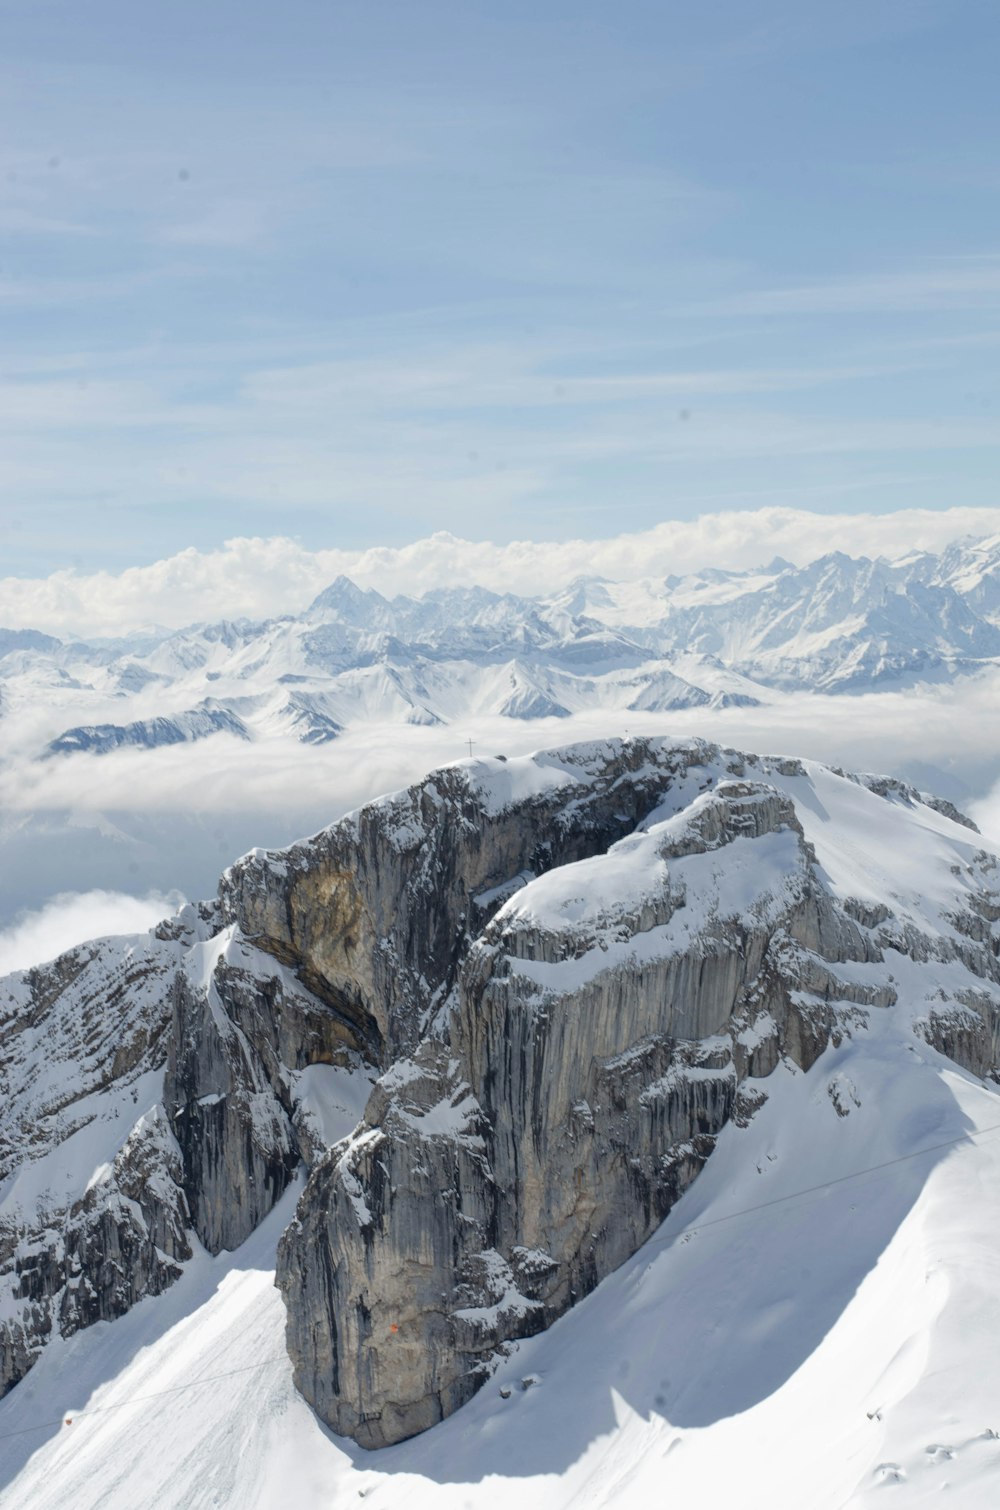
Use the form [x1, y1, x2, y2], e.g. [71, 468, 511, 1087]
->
[2, 736, 1000, 1503]
[2, 1004, 999, 1508]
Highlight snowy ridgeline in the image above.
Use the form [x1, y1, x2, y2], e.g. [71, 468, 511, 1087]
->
[1, 735, 1000, 1504]
[2, 536, 1000, 758]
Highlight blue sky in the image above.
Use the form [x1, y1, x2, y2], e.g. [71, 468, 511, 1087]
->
[1, 0, 998, 575]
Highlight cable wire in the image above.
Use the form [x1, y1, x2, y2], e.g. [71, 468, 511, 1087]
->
[675, 1116, 1000, 1240]
[2, 1115, 1000, 1446]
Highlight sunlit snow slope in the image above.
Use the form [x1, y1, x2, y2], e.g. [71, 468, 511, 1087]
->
[3, 740, 1000, 1506]
[1, 1022, 999, 1509]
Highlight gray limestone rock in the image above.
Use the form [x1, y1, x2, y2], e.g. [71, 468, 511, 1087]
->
[274, 753, 1000, 1447]
[0, 928, 187, 1394]
[162, 933, 366, 1254]
[3, 734, 1000, 1445]
[218, 740, 726, 1064]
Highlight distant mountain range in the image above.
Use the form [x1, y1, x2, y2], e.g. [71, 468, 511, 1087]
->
[2, 534, 999, 758]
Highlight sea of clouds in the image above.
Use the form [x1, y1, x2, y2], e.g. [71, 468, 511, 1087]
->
[3, 686, 1000, 973]
[4, 509, 1000, 970]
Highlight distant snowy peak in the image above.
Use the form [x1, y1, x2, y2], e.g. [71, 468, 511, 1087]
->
[496, 663, 572, 720]
[2, 535, 1000, 755]
[549, 574, 617, 618]
[0, 627, 61, 658]
[625, 667, 711, 712]
[307, 574, 394, 627]
[47, 703, 251, 756]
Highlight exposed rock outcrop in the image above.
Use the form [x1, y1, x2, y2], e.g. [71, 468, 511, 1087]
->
[162, 929, 369, 1254]
[3, 735, 1000, 1449]
[272, 779, 856, 1443]
[0, 924, 189, 1394]
[273, 750, 1000, 1447]
[217, 741, 723, 1064]
[0, 901, 369, 1392]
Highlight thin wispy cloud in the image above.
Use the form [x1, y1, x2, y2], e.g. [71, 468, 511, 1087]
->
[694, 258, 1000, 317]
[0, 0, 996, 569]
[158, 200, 271, 249]
[0, 326, 996, 553]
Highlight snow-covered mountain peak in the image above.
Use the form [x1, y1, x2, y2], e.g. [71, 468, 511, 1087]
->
[2, 736, 1000, 1502]
[4, 536, 1000, 771]
[306, 575, 392, 625]
[0, 628, 61, 658]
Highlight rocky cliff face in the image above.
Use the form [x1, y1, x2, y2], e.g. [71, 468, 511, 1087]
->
[0, 896, 373, 1395]
[217, 741, 709, 1064]
[272, 768, 901, 1446]
[2, 737, 1000, 1449]
[0, 919, 191, 1394]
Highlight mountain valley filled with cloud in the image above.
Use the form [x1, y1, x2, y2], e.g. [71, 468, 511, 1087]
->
[4, 0, 1000, 1502]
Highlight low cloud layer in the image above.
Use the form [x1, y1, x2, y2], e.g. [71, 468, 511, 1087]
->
[2, 678, 999, 931]
[2, 686, 997, 820]
[0, 889, 185, 976]
[4, 506, 1000, 638]
[967, 785, 1000, 846]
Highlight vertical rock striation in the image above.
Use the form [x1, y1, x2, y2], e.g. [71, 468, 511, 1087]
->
[217, 741, 718, 1064]
[0, 924, 191, 1394]
[275, 751, 1000, 1447]
[4, 735, 1000, 1444]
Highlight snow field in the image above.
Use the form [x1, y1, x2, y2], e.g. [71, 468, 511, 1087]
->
[3, 740, 1000, 1505]
[3, 1018, 1000, 1507]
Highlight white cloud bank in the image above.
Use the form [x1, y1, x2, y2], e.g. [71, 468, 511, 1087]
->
[4, 506, 1000, 638]
[3, 680, 998, 820]
[0, 889, 184, 975]
[1, 685, 998, 936]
